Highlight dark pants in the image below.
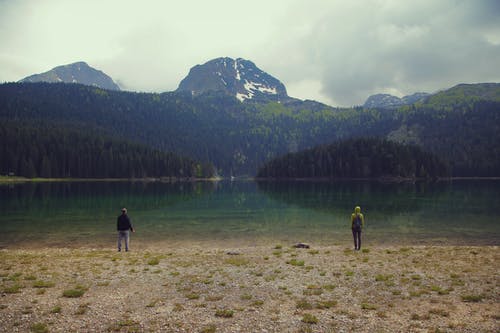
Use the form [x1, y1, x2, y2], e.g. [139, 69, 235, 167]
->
[352, 227, 361, 250]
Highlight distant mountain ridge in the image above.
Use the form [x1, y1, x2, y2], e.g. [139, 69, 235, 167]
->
[364, 92, 430, 109]
[177, 57, 290, 102]
[19, 61, 120, 91]
[423, 83, 500, 106]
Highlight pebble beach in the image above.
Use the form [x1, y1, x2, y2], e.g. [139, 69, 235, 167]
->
[0, 242, 498, 332]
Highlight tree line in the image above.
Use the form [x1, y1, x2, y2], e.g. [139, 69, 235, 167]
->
[0, 121, 214, 178]
[257, 138, 450, 179]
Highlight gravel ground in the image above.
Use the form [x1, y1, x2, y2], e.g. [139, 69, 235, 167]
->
[0, 244, 498, 332]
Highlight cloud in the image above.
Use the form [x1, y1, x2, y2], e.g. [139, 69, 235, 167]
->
[266, 0, 500, 105]
[1, 0, 499, 106]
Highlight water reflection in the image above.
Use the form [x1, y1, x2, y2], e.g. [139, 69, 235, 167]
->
[0, 181, 217, 248]
[0, 180, 498, 248]
[1, 181, 217, 212]
[257, 179, 500, 245]
[256, 180, 431, 216]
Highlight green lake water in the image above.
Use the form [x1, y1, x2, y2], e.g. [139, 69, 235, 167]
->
[0, 180, 498, 249]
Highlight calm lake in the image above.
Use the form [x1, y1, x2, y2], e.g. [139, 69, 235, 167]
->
[0, 180, 499, 249]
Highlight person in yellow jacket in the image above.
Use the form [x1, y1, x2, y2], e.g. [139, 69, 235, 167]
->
[351, 206, 365, 250]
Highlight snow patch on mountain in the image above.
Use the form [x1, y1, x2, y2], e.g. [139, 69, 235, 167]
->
[236, 92, 250, 102]
[234, 60, 241, 81]
[177, 57, 289, 103]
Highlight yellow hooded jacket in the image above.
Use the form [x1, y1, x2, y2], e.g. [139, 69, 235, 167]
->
[351, 206, 365, 229]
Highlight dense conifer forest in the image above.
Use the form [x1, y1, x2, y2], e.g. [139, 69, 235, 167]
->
[0, 122, 213, 178]
[0, 82, 498, 177]
[256, 138, 449, 179]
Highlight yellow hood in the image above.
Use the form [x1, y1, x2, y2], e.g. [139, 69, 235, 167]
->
[354, 206, 361, 214]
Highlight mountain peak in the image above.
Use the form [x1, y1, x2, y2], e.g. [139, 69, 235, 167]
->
[19, 61, 120, 91]
[177, 57, 289, 102]
[363, 92, 430, 109]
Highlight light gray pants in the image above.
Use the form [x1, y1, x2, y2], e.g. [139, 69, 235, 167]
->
[117, 230, 130, 251]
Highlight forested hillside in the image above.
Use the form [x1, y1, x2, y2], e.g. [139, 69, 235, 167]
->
[0, 82, 499, 177]
[257, 138, 449, 179]
[0, 121, 213, 178]
[388, 87, 500, 176]
[0, 83, 389, 175]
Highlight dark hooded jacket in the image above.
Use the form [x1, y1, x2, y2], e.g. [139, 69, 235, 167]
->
[117, 213, 133, 231]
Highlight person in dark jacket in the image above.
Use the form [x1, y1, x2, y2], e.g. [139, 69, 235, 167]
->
[117, 208, 134, 251]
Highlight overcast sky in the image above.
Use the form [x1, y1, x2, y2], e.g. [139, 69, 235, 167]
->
[1, 0, 499, 106]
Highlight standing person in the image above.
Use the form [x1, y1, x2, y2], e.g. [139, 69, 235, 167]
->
[351, 206, 364, 251]
[117, 208, 134, 252]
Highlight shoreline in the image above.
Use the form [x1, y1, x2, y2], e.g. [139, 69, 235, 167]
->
[2, 175, 500, 184]
[1, 243, 498, 332]
[0, 176, 222, 184]
[2, 233, 499, 251]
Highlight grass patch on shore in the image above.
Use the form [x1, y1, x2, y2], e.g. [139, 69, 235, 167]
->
[3, 272, 22, 281]
[428, 308, 449, 317]
[215, 309, 234, 318]
[147, 257, 160, 265]
[32, 280, 55, 288]
[240, 293, 253, 300]
[301, 313, 318, 324]
[108, 319, 141, 332]
[361, 303, 377, 310]
[296, 299, 313, 310]
[323, 284, 336, 291]
[272, 250, 282, 257]
[50, 305, 62, 314]
[62, 285, 87, 298]
[173, 303, 184, 312]
[251, 300, 264, 307]
[30, 323, 49, 333]
[75, 303, 89, 315]
[461, 294, 483, 302]
[2, 283, 23, 294]
[286, 259, 304, 266]
[200, 324, 217, 333]
[205, 295, 224, 302]
[185, 293, 200, 300]
[315, 300, 337, 309]
[303, 285, 323, 296]
[375, 274, 393, 282]
[224, 257, 249, 266]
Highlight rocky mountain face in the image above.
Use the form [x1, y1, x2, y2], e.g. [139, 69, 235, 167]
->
[177, 57, 290, 102]
[364, 92, 430, 109]
[401, 92, 430, 105]
[19, 62, 120, 91]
